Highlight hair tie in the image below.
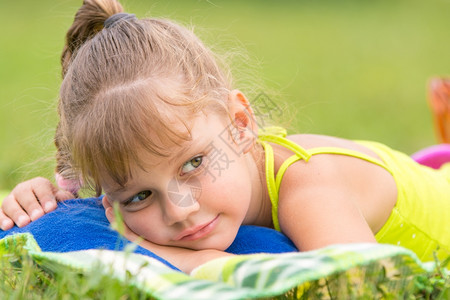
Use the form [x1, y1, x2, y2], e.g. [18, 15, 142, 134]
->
[55, 173, 82, 195]
[104, 13, 137, 28]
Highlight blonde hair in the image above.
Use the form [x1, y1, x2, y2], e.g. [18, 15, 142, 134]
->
[56, 0, 233, 195]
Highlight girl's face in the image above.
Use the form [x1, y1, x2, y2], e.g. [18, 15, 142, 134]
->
[102, 112, 260, 250]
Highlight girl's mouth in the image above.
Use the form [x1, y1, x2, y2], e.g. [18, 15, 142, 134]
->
[175, 215, 220, 241]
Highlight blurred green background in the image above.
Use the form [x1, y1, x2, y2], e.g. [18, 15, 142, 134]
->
[0, 0, 449, 191]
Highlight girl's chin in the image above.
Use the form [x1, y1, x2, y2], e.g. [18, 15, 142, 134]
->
[176, 235, 234, 251]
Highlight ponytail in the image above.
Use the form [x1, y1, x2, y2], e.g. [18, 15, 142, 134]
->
[61, 0, 123, 77]
[55, 0, 123, 194]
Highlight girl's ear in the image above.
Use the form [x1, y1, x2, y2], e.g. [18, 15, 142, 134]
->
[102, 196, 115, 223]
[227, 90, 258, 154]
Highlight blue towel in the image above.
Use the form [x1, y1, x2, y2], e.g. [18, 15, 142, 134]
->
[0, 197, 297, 270]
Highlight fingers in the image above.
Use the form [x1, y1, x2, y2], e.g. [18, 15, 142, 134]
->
[0, 177, 62, 230]
[31, 177, 58, 213]
[1, 192, 31, 228]
[0, 207, 15, 231]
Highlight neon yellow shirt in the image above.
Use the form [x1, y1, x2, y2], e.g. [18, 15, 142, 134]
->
[258, 127, 450, 262]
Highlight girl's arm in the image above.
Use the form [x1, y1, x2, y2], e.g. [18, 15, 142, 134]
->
[279, 183, 377, 252]
[103, 201, 233, 274]
[276, 152, 389, 252]
[130, 237, 233, 274]
[0, 177, 74, 230]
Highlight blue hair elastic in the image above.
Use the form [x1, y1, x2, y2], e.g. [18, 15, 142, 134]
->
[104, 13, 137, 28]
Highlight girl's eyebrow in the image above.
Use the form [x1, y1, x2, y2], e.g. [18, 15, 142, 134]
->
[104, 185, 129, 200]
[170, 137, 210, 164]
[111, 185, 127, 194]
[168, 143, 195, 165]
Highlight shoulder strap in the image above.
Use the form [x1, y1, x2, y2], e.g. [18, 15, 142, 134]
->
[308, 147, 391, 173]
[258, 127, 311, 162]
[257, 127, 392, 232]
[258, 127, 312, 231]
[258, 140, 281, 231]
[274, 146, 393, 197]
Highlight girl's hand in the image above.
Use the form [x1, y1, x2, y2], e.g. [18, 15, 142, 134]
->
[0, 177, 75, 230]
[103, 197, 233, 274]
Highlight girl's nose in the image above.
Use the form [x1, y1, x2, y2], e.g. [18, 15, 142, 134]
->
[162, 185, 200, 226]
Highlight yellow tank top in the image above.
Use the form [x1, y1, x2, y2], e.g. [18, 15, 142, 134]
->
[258, 127, 450, 262]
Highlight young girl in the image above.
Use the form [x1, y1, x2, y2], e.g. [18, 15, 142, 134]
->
[1, 0, 449, 273]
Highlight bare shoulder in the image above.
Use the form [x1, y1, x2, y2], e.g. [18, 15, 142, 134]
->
[273, 133, 397, 249]
[287, 133, 381, 159]
[273, 133, 390, 189]
[274, 134, 374, 192]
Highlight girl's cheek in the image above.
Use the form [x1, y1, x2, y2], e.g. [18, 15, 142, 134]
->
[124, 210, 158, 236]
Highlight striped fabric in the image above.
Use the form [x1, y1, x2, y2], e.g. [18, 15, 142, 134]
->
[1, 233, 443, 299]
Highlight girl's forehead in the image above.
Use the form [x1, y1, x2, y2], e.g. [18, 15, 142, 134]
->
[102, 112, 227, 194]
[138, 111, 225, 163]
[146, 112, 224, 160]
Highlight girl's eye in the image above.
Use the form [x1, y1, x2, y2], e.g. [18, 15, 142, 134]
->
[181, 156, 203, 174]
[128, 190, 152, 205]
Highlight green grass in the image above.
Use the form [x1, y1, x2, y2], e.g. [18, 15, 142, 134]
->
[0, 0, 449, 190]
[0, 250, 152, 299]
[1, 242, 448, 299]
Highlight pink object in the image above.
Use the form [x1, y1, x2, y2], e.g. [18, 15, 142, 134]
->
[411, 144, 450, 169]
[55, 173, 81, 195]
